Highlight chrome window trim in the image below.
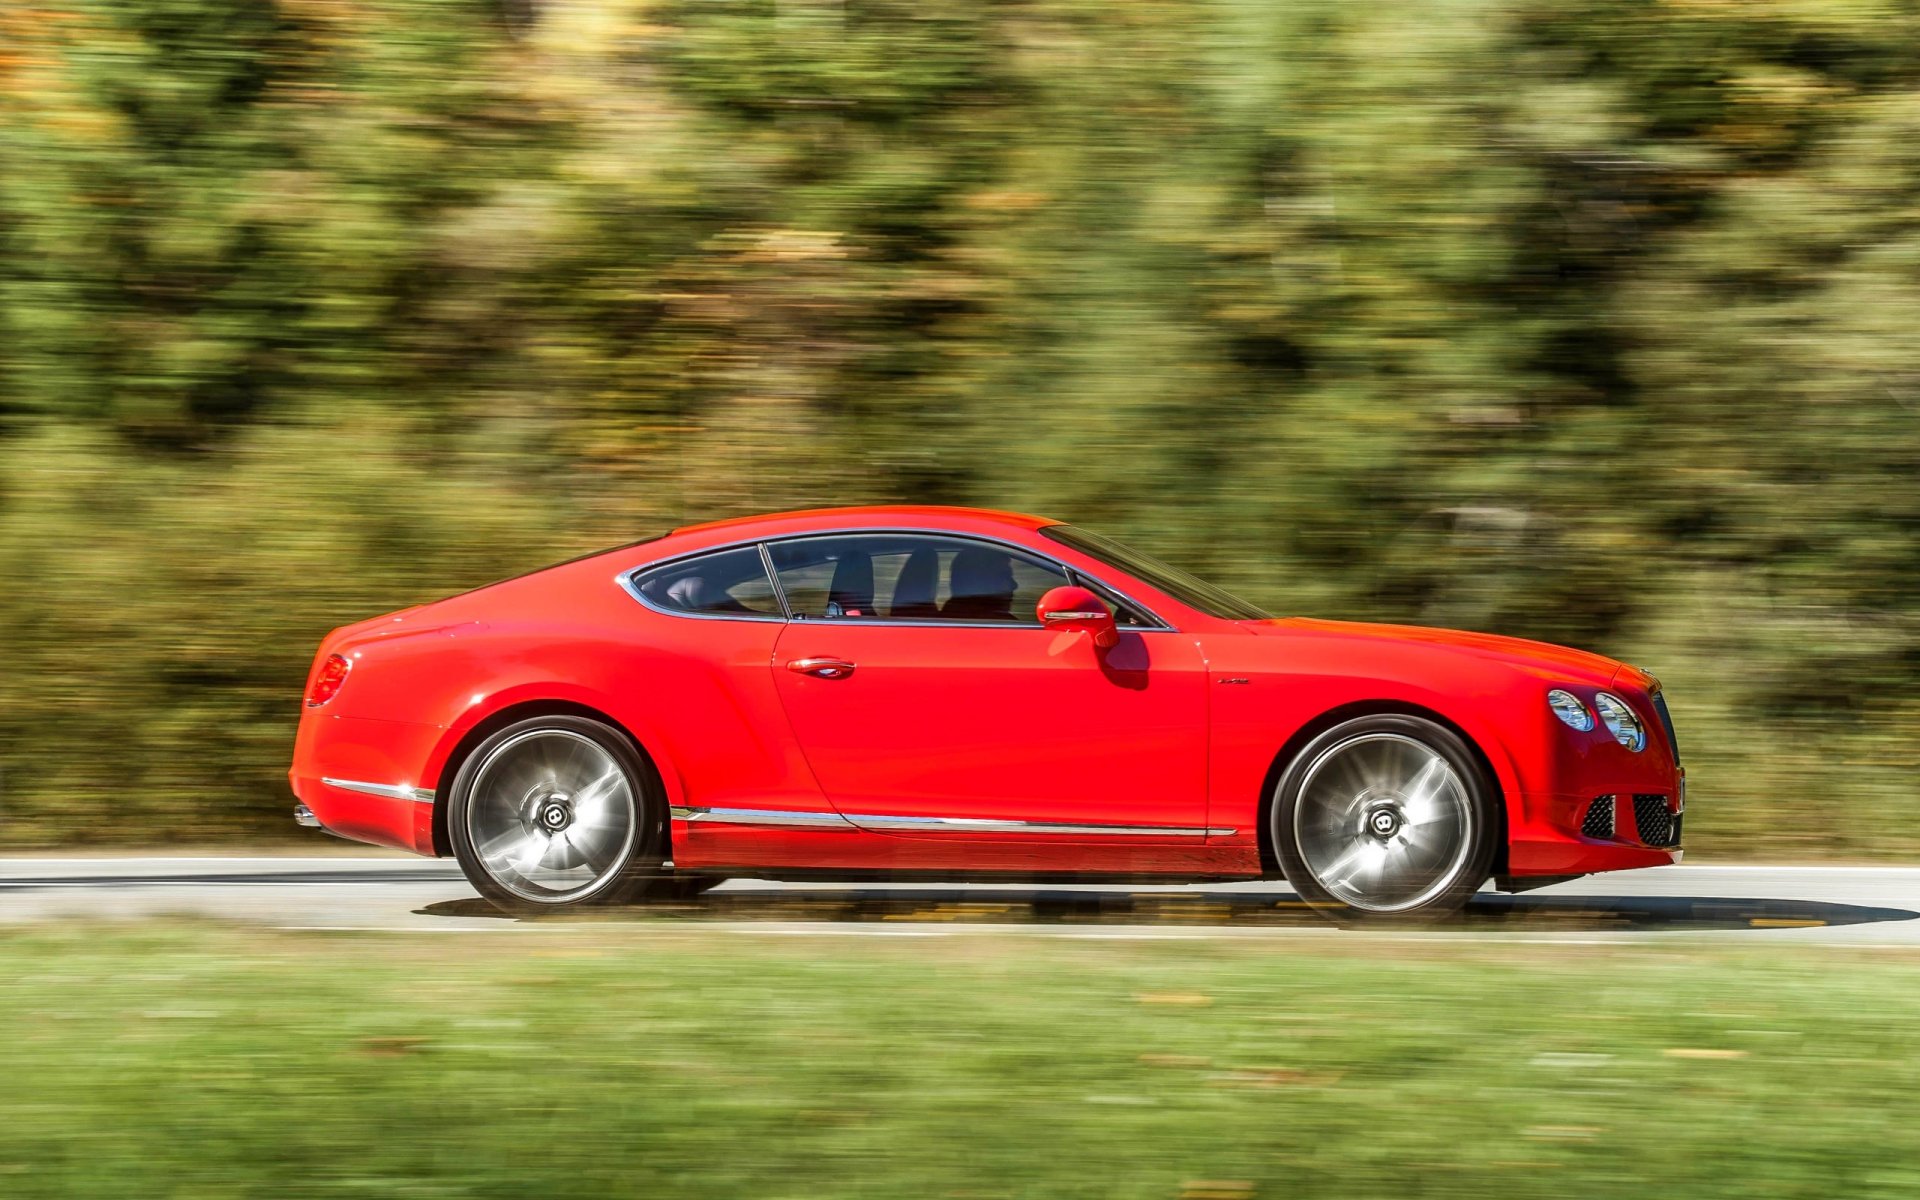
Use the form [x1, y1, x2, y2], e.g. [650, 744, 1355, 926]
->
[671, 805, 1232, 838]
[758, 541, 792, 620]
[617, 527, 1175, 631]
[323, 777, 436, 804]
[615, 542, 788, 624]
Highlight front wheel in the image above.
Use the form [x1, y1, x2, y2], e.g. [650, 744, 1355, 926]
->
[448, 715, 664, 915]
[1272, 714, 1498, 921]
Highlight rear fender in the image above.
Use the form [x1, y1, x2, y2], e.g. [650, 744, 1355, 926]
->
[422, 682, 686, 811]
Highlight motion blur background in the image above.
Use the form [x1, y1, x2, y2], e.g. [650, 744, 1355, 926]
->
[1, 0, 1916, 853]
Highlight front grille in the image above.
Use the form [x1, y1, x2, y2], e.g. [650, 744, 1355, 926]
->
[1581, 795, 1616, 839]
[1634, 794, 1678, 847]
[1650, 690, 1680, 763]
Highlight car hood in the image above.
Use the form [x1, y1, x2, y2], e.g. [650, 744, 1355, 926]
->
[1247, 617, 1631, 688]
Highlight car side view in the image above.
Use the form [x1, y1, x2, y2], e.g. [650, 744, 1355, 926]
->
[289, 506, 1684, 918]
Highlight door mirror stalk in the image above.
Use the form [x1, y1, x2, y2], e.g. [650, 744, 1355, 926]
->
[1036, 586, 1119, 650]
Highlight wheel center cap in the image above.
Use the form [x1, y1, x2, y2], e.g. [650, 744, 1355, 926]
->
[1366, 807, 1403, 839]
[537, 799, 573, 833]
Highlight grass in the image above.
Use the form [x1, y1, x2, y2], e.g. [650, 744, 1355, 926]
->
[6, 923, 1920, 1198]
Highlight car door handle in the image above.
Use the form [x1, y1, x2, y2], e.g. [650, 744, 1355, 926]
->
[787, 657, 856, 680]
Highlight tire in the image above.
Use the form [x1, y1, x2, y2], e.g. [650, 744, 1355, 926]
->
[1271, 714, 1499, 922]
[448, 714, 667, 915]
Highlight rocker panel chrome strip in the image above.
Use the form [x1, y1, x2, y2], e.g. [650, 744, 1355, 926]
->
[671, 806, 1232, 838]
[322, 777, 436, 804]
[671, 806, 854, 829]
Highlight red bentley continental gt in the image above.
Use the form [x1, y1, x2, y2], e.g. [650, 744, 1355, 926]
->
[290, 506, 1684, 918]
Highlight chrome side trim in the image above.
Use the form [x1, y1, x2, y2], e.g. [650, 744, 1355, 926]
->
[671, 806, 855, 829]
[293, 803, 321, 828]
[670, 805, 1230, 838]
[322, 777, 436, 804]
[847, 813, 1214, 837]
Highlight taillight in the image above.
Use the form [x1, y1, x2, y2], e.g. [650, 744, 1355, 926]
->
[306, 653, 351, 707]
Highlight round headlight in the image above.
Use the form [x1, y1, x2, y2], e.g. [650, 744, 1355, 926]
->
[1547, 689, 1594, 732]
[1594, 692, 1645, 751]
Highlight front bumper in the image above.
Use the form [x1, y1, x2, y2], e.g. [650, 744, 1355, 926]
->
[1508, 771, 1685, 875]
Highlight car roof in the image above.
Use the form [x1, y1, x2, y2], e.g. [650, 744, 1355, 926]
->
[670, 505, 1057, 539]
[426, 508, 1066, 618]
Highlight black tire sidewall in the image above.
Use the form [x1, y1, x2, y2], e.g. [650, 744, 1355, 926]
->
[1272, 714, 1499, 922]
[447, 714, 664, 913]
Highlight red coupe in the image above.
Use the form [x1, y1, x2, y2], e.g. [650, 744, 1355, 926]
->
[290, 506, 1684, 917]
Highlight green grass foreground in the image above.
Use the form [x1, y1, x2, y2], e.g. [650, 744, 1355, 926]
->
[6, 924, 1920, 1198]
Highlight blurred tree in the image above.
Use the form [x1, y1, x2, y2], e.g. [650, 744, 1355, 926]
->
[0, 0, 1915, 853]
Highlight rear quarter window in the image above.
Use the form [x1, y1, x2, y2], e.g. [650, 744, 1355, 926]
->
[632, 547, 783, 617]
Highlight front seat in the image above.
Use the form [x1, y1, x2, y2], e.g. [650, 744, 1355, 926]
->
[941, 547, 1016, 621]
[890, 547, 941, 618]
[826, 550, 875, 617]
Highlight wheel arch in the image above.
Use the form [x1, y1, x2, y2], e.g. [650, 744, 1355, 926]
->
[1256, 699, 1512, 879]
[425, 698, 667, 859]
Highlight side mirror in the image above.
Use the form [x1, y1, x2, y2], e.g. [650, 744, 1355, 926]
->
[1036, 585, 1118, 650]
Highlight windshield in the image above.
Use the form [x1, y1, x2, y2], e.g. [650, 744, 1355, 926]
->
[1041, 525, 1272, 621]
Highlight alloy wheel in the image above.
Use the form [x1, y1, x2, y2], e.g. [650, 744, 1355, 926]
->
[1291, 731, 1475, 913]
[464, 728, 639, 904]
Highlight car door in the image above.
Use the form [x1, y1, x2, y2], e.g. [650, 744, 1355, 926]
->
[766, 532, 1210, 837]
[621, 543, 828, 822]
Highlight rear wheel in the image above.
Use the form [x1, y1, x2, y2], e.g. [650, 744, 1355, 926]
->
[448, 715, 667, 914]
[1272, 714, 1498, 921]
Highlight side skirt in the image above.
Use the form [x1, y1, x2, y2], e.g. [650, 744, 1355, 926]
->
[666, 867, 1269, 885]
[670, 806, 1235, 838]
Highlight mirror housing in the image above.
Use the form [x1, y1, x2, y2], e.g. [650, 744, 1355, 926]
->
[1036, 585, 1118, 650]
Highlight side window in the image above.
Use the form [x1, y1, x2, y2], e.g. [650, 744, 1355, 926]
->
[1069, 574, 1155, 629]
[633, 547, 782, 618]
[767, 534, 1070, 624]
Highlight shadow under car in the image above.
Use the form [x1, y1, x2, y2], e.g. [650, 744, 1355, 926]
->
[417, 884, 1918, 932]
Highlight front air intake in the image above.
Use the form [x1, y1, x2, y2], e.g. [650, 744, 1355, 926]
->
[1634, 794, 1679, 847]
[1581, 795, 1616, 839]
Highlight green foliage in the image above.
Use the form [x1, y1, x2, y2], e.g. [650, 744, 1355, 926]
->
[0, 0, 1916, 852]
[10, 925, 1920, 1196]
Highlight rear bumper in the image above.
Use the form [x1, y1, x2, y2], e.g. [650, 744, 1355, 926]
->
[289, 713, 445, 855]
[289, 774, 438, 854]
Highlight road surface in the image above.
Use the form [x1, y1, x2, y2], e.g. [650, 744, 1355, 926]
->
[4, 856, 1919, 944]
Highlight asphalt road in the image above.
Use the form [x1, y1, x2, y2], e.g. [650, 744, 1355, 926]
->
[5, 856, 1920, 945]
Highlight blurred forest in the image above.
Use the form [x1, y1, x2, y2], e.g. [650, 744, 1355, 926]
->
[0, 0, 1916, 853]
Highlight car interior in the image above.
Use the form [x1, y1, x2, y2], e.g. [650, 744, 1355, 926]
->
[640, 534, 1152, 626]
